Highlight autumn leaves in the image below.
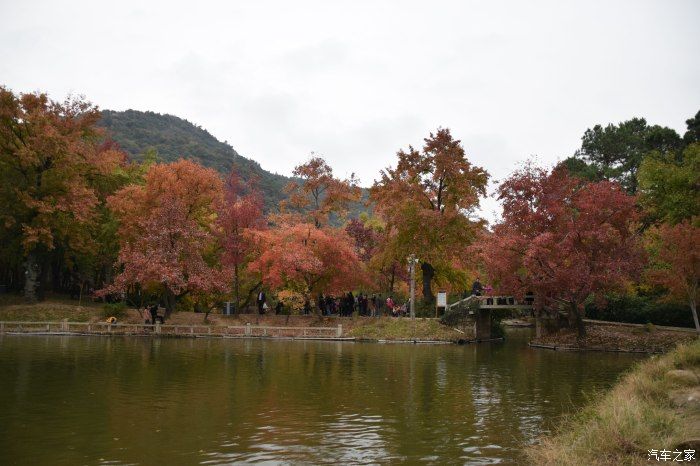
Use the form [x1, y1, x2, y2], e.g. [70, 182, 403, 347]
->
[1, 86, 696, 329]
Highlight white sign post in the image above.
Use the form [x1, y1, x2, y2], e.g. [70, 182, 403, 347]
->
[436, 291, 447, 317]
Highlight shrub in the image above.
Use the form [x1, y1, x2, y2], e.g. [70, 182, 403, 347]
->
[585, 294, 694, 328]
[175, 295, 195, 313]
[277, 290, 306, 315]
[414, 300, 435, 318]
[440, 307, 462, 327]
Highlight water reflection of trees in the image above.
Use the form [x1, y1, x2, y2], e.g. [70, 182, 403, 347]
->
[0, 334, 643, 464]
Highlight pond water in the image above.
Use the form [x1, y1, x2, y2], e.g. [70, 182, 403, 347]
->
[0, 330, 643, 465]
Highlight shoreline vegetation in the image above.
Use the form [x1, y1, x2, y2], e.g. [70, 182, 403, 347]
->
[527, 339, 700, 465]
[0, 297, 695, 349]
[530, 320, 696, 353]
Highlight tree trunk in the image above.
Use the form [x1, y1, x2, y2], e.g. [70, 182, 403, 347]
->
[163, 287, 176, 319]
[690, 299, 699, 335]
[23, 252, 40, 303]
[576, 312, 586, 339]
[388, 263, 396, 293]
[51, 253, 62, 293]
[569, 302, 586, 339]
[234, 263, 240, 312]
[240, 281, 262, 313]
[37, 255, 51, 300]
[306, 285, 321, 317]
[100, 262, 113, 290]
[421, 262, 435, 303]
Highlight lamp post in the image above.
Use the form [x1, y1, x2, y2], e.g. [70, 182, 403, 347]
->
[407, 254, 419, 319]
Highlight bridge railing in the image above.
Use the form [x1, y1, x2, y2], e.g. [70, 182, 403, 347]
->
[446, 295, 478, 312]
[442, 296, 480, 328]
[446, 295, 533, 311]
[478, 296, 533, 310]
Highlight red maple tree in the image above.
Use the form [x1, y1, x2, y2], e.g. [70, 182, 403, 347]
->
[103, 160, 227, 315]
[345, 217, 381, 263]
[218, 172, 266, 311]
[484, 164, 643, 337]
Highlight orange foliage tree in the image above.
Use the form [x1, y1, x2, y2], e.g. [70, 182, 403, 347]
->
[247, 223, 365, 305]
[370, 128, 489, 302]
[645, 220, 700, 333]
[103, 160, 226, 316]
[0, 88, 124, 301]
[282, 155, 361, 228]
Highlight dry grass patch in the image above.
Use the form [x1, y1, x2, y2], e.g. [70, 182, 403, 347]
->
[527, 339, 700, 465]
[0, 302, 99, 322]
[347, 317, 468, 341]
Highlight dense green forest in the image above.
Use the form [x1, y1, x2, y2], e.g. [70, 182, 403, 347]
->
[99, 110, 292, 211]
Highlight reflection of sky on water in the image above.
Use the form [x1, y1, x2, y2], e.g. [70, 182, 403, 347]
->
[319, 413, 393, 464]
[202, 411, 394, 464]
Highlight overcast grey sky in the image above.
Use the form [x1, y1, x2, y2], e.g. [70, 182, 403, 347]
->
[1, 0, 698, 219]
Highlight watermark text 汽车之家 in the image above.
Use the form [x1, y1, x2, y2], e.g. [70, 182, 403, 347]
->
[648, 449, 696, 462]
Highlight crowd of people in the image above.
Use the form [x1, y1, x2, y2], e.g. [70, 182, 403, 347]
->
[255, 290, 411, 317]
[250, 279, 500, 318]
[316, 292, 394, 317]
[136, 279, 495, 321]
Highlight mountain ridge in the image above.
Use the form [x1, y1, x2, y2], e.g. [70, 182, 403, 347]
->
[99, 109, 292, 210]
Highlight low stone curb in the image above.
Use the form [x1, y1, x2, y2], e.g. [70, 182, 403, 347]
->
[3, 331, 357, 342]
[528, 342, 664, 354]
[583, 319, 697, 334]
[374, 339, 454, 344]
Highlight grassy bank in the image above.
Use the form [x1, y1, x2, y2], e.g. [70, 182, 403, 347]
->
[346, 317, 468, 341]
[0, 295, 101, 322]
[528, 338, 700, 465]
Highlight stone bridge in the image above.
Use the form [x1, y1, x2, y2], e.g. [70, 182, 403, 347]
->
[445, 295, 533, 340]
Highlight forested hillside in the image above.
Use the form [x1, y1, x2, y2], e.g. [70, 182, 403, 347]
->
[99, 109, 291, 210]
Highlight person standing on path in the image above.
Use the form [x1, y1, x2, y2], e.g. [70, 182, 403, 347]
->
[471, 278, 483, 297]
[149, 304, 158, 325]
[257, 291, 266, 314]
